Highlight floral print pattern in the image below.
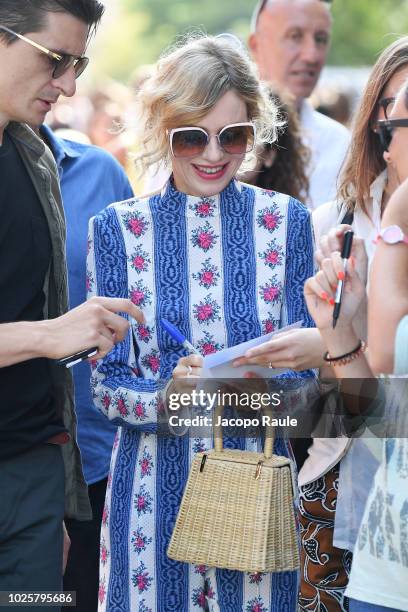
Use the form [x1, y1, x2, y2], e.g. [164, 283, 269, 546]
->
[191, 221, 218, 252]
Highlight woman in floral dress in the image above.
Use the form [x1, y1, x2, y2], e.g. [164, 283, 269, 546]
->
[87, 35, 315, 612]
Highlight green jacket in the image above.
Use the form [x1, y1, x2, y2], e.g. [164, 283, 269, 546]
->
[7, 122, 91, 520]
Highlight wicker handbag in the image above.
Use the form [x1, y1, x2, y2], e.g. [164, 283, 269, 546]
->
[167, 408, 299, 573]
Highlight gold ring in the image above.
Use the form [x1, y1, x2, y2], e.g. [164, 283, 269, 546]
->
[186, 364, 193, 376]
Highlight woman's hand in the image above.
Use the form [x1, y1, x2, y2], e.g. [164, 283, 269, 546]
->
[316, 225, 368, 287]
[232, 328, 325, 371]
[171, 354, 203, 395]
[304, 251, 366, 332]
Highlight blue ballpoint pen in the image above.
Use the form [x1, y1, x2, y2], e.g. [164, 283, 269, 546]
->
[160, 319, 200, 355]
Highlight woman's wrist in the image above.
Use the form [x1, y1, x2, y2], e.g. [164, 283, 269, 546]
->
[318, 326, 360, 358]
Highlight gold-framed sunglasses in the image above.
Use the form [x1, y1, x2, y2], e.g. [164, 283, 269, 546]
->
[0, 24, 89, 79]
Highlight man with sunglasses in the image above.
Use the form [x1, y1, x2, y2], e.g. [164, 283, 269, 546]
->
[249, 0, 350, 209]
[0, 0, 144, 604]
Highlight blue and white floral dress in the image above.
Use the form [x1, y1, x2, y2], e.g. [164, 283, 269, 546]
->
[87, 178, 315, 612]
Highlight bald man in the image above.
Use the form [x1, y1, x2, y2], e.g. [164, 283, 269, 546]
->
[249, 0, 350, 209]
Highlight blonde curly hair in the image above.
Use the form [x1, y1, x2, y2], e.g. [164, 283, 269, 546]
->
[133, 33, 283, 175]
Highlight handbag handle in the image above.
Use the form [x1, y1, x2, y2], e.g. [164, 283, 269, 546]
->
[213, 405, 275, 459]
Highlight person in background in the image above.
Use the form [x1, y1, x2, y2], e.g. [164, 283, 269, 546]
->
[298, 36, 408, 611]
[0, 0, 142, 605]
[248, 0, 350, 209]
[341, 79, 408, 612]
[88, 34, 315, 611]
[39, 124, 133, 612]
[241, 86, 310, 202]
[237, 33, 408, 611]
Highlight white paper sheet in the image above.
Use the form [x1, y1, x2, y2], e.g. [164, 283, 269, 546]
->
[202, 321, 303, 378]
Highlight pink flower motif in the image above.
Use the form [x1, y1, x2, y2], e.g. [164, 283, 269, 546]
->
[107, 472, 112, 489]
[192, 587, 206, 609]
[201, 342, 217, 355]
[265, 250, 280, 265]
[139, 449, 153, 477]
[260, 279, 282, 305]
[196, 332, 223, 355]
[141, 351, 160, 374]
[194, 565, 207, 575]
[132, 561, 153, 593]
[249, 572, 265, 584]
[246, 597, 267, 612]
[263, 212, 279, 230]
[190, 199, 215, 218]
[135, 485, 153, 515]
[129, 281, 152, 307]
[100, 541, 109, 566]
[257, 206, 283, 234]
[137, 324, 151, 343]
[265, 320, 274, 333]
[133, 255, 146, 270]
[102, 393, 111, 410]
[125, 213, 148, 237]
[98, 580, 106, 604]
[197, 202, 212, 216]
[198, 232, 213, 250]
[86, 272, 93, 292]
[137, 496, 147, 512]
[147, 355, 160, 373]
[117, 397, 128, 417]
[130, 289, 145, 306]
[134, 401, 146, 419]
[197, 304, 213, 321]
[262, 318, 279, 334]
[191, 221, 218, 252]
[263, 286, 280, 302]
[102, 505, 109, 526]
[201, 271, 214, 285]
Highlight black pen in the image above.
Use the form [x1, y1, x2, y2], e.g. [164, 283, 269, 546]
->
[57, 347, 98, 368]
[332, 230, 354, 329]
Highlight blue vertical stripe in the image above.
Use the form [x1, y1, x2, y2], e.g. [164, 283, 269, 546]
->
[220, 183, 261, 347]
[107, 429, 140, 611]
[151, 189, 190, 611]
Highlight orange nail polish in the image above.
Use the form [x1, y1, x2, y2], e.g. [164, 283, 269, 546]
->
[321, 292, 328, 300]
[337, 271, 345, 281]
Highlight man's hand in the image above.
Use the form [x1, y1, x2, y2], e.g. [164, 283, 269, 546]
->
[41, 297, 145, 361]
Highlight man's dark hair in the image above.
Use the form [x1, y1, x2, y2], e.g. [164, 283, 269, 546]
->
[0, 0, 104, 44]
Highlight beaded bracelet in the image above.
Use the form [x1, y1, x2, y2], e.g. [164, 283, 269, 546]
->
[323, 340, 367, 366]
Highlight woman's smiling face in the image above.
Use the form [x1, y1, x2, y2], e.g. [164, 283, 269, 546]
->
[170, 89, 249, 197]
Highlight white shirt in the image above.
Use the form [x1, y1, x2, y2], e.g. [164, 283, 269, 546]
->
[300, 100, 351, 210]
[298, 171, 387, 488]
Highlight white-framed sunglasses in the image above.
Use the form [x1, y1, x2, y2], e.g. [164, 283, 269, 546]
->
[168, 122, 256, 158]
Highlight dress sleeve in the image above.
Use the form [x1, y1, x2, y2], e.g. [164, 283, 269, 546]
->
[87, 206, 166, 431]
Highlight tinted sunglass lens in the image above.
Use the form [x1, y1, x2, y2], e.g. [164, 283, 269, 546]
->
[172, 130, 208, 157]
[52, 55, 89, 79]
[220, 125, 254, 154]
[52, 56, 72, 79]
[74, 57, 89, 78]
[379, 126, 392, 151]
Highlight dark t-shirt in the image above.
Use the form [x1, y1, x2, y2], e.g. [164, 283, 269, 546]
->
[0, 130, 65, 460]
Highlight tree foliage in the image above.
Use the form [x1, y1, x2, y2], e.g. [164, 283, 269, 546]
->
[91, 0, 408, 82]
